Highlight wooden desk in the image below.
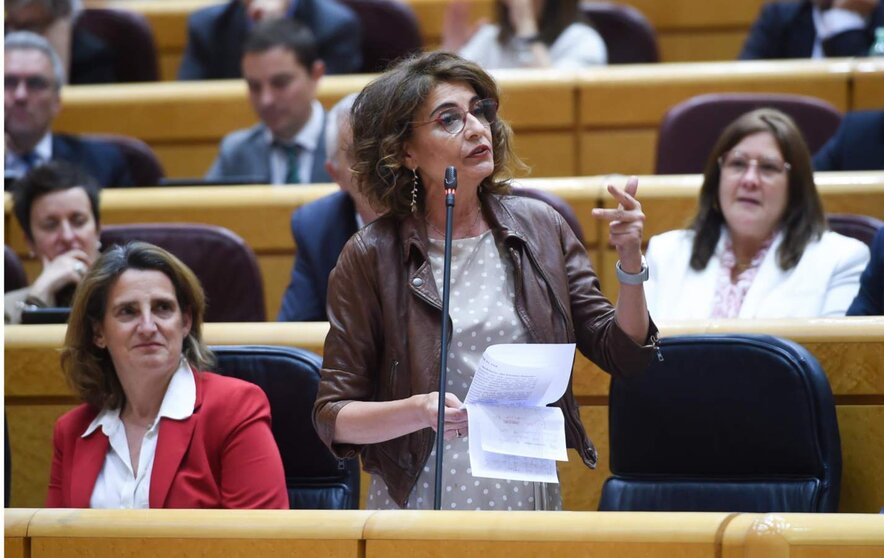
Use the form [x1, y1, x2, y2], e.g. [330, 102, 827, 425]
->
[722, 513, 884, 558]
[363, 510, 732, 558]
[25, 509, 371, 558]
[7, 509, 884, 558]
[7, 318, 884, 513]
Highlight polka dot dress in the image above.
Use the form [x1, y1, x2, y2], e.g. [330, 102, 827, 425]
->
[366, 230, 562, 510]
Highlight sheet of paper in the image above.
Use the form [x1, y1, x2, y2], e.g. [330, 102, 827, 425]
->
[465, 343, 576, 407]
[462, 343, 575, 483]
[468, 404, 567, 461]
[468, 414, 559, 483]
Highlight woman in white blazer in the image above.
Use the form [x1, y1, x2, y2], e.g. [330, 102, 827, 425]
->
[646, 108, 869, 320]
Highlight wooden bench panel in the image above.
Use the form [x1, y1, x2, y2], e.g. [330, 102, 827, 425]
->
[26, 509, 370, 558]
[364, 510, 731, 558]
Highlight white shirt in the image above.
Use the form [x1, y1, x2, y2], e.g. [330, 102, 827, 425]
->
[811, 6, 867, 58]
[4, 133, 52, 179]
[266, 99, 325, 185]
[83, 362, 196, 509]
[459, 23, 607, 70]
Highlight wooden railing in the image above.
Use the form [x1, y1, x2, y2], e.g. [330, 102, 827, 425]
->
[5, 508, 884, 558]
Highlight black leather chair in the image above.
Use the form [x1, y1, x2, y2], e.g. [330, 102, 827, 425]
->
[511, 187, 585, 243]
[100, 223, 266, 322]
[600, 334, 841, 513]
[580, 2, 659, 64]
[828, 213, 883, 248]
[211, 345, 360, 509]
[85, 134, 165, 187]
[75, 8, 159, 82]
[656, 93, 843, 174]
[340, 0, 422, 72]
[5, 245, 28, 293]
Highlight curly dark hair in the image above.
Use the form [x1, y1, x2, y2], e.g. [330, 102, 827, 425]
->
[689, 108, 826, 272]
[350, 51, 524, 218]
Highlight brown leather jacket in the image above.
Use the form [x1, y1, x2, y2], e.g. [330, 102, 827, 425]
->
[313, 192, 658, 508]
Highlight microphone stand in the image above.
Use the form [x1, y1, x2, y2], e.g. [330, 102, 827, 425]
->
[434, 166, 457, 510]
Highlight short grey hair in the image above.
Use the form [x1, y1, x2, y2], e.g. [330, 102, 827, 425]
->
[4, 31, 66, 88]
[324, 93, 359, 164]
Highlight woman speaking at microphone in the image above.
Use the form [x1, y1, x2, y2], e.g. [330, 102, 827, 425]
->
[313, 51, 657, 511]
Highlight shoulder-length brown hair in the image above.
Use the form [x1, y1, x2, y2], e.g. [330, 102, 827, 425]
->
[61, 241, 215, 410]
[350, 51, 524, 218]
[689, 108, 826, 271]
[496, 0, 585, 45]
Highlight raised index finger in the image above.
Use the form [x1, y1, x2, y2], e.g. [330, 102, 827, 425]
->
[607, 182, 640, 211]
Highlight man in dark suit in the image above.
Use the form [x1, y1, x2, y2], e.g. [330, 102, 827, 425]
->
[278, 94, 378, 321]
[813, 110, 884, 171]
[179, 0, 362, 80]
[5, 0, 117, 85]
[4, 32, 132, 187]
[740, 0, 884, 60]
[848, 227, 884, 316]
[205, 19, 331, 185]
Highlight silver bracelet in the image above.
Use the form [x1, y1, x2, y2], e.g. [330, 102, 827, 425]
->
[616, 256, 649, 285]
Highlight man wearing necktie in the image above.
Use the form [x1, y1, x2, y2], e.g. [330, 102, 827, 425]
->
[206, 19, 332, 186]
[4, 32, 133, 188]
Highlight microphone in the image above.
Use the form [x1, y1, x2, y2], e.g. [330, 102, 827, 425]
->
[444, 166, 457, 207]
[434, 165, 457, 510]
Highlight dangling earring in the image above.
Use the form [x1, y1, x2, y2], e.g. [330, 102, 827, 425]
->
[411, 168, 419, 213]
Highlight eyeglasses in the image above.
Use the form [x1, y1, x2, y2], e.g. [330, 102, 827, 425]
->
[412, 98, 499, 135]
[5, 75, 53, 93]
[718, 151, 791, 182]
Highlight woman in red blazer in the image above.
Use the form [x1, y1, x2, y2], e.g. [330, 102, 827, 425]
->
[46, 241, 288, 509]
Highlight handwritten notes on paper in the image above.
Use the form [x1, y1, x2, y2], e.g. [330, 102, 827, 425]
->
[464, 343, 576, 483]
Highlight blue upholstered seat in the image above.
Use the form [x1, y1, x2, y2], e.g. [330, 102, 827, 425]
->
[211, 345, 360, 509]
[600, 334, 841, 513]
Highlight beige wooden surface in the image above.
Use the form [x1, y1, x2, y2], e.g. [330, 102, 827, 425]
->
[7, 318, 884, 512]
[721, 513, 884, 558]
[7, 509, 884, 558]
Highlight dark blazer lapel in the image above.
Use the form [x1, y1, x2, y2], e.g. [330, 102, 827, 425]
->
[149, 369, 201, 508]
[70, 428, 110, 507]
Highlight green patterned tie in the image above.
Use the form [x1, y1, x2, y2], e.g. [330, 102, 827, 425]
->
[285, 144, 300, 184]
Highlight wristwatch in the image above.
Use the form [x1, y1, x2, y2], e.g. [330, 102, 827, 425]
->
[616, 257, 649, 285]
